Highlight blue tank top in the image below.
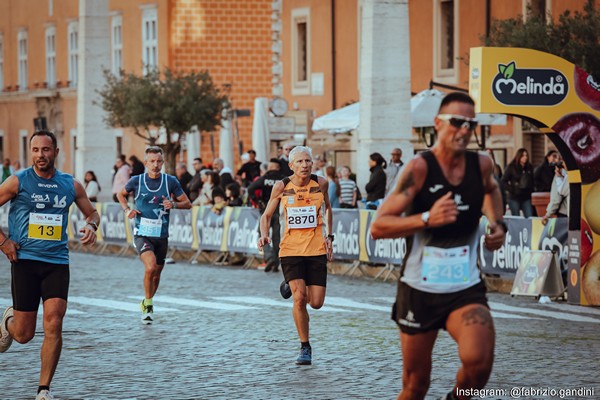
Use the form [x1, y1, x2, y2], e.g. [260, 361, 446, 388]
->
[9, 168, 75, 264]
[129, 173, 180, 238]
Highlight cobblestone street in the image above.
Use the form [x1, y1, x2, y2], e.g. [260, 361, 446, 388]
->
[1, 252, 599, 400]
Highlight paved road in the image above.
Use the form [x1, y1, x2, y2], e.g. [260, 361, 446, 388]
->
[1, 252, 599, 400]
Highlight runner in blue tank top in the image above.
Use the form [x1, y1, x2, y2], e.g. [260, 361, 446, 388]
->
[371, 93, 507, 400]
[116, 146, 191, 324]
[0, 131, 99, 400]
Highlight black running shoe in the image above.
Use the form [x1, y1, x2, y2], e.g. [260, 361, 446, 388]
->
[280, 280, 292, 299]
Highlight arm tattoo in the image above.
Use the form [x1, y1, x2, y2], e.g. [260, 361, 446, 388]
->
[462, 306, 494, 330]
[396, 171, 415, 196]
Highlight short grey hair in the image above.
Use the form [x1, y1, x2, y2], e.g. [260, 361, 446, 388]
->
[289, 146, 313, 163]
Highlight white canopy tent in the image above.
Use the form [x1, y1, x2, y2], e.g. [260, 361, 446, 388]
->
[311, 89, 507, 133]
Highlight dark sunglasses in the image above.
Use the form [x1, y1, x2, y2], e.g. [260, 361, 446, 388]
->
[437, 114, 478, 131]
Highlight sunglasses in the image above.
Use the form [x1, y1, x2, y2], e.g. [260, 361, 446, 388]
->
[437, 114, 478, 131]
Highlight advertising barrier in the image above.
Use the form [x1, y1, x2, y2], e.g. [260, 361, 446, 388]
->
[0, 202, 571, 282]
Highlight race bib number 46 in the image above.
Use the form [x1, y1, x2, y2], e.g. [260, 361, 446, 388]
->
[28, 213, 63, 241]
[287, 205, 317, 229]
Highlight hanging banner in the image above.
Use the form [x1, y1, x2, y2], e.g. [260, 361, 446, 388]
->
[470, 47, 600, 305]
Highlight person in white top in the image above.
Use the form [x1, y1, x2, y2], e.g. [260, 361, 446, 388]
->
[112, 157, 131, 202]
[385, 148, 404, 195]
[542, 162, 569, 224]
[84, 171, 101, 202]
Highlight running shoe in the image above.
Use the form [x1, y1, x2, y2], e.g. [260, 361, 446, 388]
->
[279, 280, 292, 299]
[296, 346, 312, 365]
[0, 306, 14, 353]
[35, 389, 54, 400]
[140, 300, 154, 325]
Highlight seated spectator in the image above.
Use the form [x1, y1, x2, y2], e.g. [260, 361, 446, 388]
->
[193, 169, 219, 206]
[211, 187, 227, 215]
[226, 183, 243, 207]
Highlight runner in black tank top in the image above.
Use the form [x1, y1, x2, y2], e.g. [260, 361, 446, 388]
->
[370, 92, 507, 400]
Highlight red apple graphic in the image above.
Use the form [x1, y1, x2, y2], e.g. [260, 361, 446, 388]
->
[581, 218, 593, 267]
[553, 113, 600, 184]
[582, 249, 600, 306]
[574, 66, 600, 111]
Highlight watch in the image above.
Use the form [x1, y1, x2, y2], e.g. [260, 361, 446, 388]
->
[269, 97, 288, 117]
[327, 234, 335, 242]
[421, 211, 430, 227]
[87, 221, 98, 231]
[495, 219, 508, 233]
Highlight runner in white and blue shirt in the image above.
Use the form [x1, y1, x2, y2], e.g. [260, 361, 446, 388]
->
[0, 130, 99, 400]
[117, 146, 191, 325]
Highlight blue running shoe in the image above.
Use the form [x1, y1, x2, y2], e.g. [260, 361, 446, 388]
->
[280, 280, 292, 299]
[296, 346, 312, 365]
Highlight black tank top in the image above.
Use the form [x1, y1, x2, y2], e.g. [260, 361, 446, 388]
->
[412, 151, 483, 239]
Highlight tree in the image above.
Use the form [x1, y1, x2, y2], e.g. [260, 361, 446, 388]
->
[97, 68, 227, 173]
[483, 0, 600, 79]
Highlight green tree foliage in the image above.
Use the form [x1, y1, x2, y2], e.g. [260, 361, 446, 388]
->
[97, 68, 227, 173]
[484, 0, 600, 78]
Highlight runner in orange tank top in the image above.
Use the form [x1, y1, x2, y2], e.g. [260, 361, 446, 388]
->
[258, 146, 333, 366]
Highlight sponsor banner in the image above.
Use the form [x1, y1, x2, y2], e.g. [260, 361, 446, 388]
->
[469, 47, 600, 128]
[196, 206, 227, 252]
[360, 210, 406, 264]
[168, 209, 194, 249]
[331, 209, 360, 261]
[478, 216, 568, 276]
[226, 207, 261, 254]
[100, 202, 130, 244]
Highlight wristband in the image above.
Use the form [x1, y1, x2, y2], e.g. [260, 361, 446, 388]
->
[123, 207, 130, 213]
[495, 220, 508, 233]
[327, 234, 335, 242]
[0, 236, 8, 247]
[173, 201, 177, 209]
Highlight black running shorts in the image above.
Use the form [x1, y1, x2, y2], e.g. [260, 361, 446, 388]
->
[391, 280, 489, 334]
[11, 259, 70, 312]
[281, 255, 327, 287]
[134, 236, 169, 266]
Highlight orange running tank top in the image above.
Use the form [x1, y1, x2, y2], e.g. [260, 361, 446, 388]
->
[279, 175, 326, 257]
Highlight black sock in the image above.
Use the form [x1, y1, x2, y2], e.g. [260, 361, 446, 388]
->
[301, 341, 311, 349]
[38, 386, 50, 394]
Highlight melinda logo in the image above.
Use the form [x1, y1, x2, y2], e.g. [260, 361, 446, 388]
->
[492, 61, 568, 106]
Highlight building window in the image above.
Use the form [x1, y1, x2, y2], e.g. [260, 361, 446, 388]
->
[20, 130, 28, 167]
[291, 7, 310, 95]
[46, 26, 56, 88]
[112, 15, 123, 75]
[524, 0, 549, 21]
[433, 0, 457, 82]
[142, 8, 158, 74]
[68, 22, 79, 87]
[71, 129, 77, 175]
[18, 31, 28, 91]
[0, 34, 4, 91]
[0, 131, 4, 161]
